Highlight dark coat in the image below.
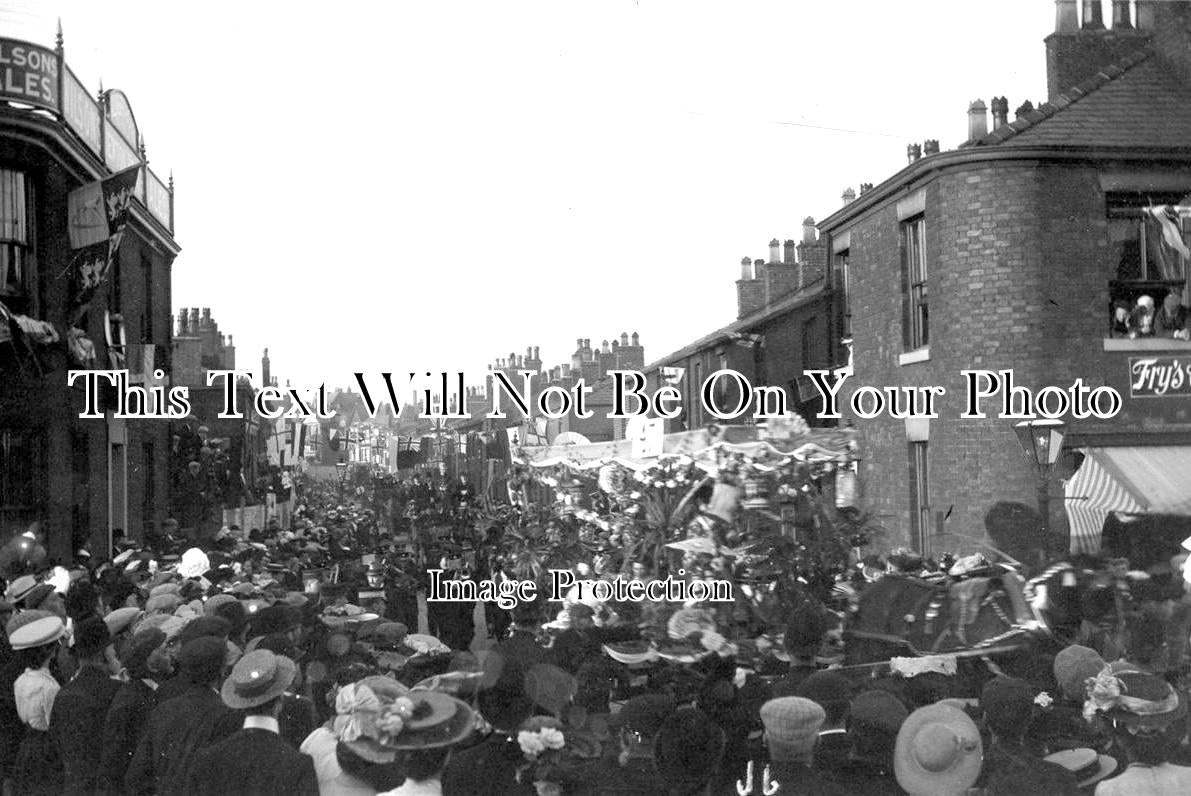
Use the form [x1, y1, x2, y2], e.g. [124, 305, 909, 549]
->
[50, 664, 122, 795]
[124, 684, 240, 795]
[441, 732, 535, 796]
[177, 727, 318, 796]
[278, 692, 318, 750]
[100, 678, 160, 789]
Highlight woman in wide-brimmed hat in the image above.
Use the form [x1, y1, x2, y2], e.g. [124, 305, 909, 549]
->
[8, 612, 68, 796]
[1082, 668, 1191, 795]
[301, 675, 411, 795]
[894, 702, 983, 796]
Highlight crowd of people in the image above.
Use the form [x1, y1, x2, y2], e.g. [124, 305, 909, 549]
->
[0, 472, 1190, 795]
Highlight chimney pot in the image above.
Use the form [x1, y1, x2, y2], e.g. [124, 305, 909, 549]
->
[991, 96, 1009, 129]
[602, 339, 610, 353]
[620, 332, 629, 346]
[740, 256, 753, 280]
[802, 217, 816, 244]
[1015, 100, 1035, 119]
[841, 187, 857, 205]
[1055, 0, 1079, 33]
[782, 239, 797, 264]
[967, 99, 988, 141]
[1082, 0, 1104, 29]
[584, 338, 591, 350]
[768, 239, 781, 263]
[631, 332, 639, 346]
[907, 143, 922, 164]
[534, 346, 540, 359]
[923, 139, 940, 155]
[526, 346, 532, 358]
[859, 183, 873, 195]
[1111, 0, 1132, 28]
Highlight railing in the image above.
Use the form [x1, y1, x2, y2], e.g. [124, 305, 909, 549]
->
[3, 39, 174, 235]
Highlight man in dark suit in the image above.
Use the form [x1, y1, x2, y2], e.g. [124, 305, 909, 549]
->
[50, 617, 122, 795]
[125, 636, 239, 795]
[100, 628, 167, 791]
[178, 649, 318, 796]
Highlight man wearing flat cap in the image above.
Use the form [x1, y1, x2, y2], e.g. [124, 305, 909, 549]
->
[125, 636, 240, 795]
[177, 649, 318, 795]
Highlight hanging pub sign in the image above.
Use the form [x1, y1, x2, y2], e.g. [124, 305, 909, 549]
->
[1129, 357, 1191, 398]
[0, 38, 59, 112]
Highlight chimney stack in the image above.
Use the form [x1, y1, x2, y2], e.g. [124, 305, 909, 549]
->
[262, 347, 271, 388]
[1082, 0, 1104, 29]
[802, 217, 816, 244]
[1055, 0, 1079, 33]
[768, 239, 781, 263]
[740, 256, 753, 280]
[923, 139, 940, 155]
[907, 143, 922, 164]
[783, 239, 797, 264]
[967, 100, 988, 140]
[841, 187, 856, 205]
[1111, 0, 1132, 28]
[991, 96, 1009, 129]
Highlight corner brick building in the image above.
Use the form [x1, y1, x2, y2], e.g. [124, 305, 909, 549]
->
[0, 28, 178, 559]
[818, 0, 1191, 560]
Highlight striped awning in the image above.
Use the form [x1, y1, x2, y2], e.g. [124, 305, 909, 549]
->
[1065, 446, 1191, 553]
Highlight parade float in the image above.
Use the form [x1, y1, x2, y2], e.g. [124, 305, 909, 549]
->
[504, 414, 1052, 690]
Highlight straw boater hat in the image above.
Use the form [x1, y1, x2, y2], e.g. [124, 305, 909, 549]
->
[221, 649, 297, 709]
[1043, 748, 1117, 789]
[9, 615, 68, 651]
[894, 703, 983, 796]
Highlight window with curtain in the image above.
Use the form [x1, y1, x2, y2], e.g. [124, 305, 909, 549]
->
[0, 170, 29, 297]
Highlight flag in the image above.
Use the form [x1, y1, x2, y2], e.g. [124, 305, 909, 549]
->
[68, 165, 140, 249]
[68, 166, 140, 322]
[1145, 206, 1189, 282]
[289, 421, 307, 463]
[661, 366, 685, 386]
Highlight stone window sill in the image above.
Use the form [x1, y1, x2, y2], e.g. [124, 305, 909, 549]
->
[898, 347, 931, 366]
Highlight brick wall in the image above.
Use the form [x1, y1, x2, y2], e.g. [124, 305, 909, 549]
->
[839, 158, 1191, 559]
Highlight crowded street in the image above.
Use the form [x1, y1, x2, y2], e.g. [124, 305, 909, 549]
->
[4, 0, 1191, 794]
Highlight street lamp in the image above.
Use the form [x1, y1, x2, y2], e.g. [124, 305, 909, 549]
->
[1013, 419, 1067, 560]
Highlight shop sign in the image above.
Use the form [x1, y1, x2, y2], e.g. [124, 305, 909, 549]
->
[0, 38, 59, 112]
[1129, 357, 1191, 397]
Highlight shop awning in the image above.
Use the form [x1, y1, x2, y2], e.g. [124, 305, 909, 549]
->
[1065, 446, 1191, 553]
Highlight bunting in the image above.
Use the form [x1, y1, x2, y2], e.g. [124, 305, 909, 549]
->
[1144, 205, 1188, 282]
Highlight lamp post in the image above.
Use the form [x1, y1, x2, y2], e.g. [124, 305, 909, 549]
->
[1013, 419, 1067, 562]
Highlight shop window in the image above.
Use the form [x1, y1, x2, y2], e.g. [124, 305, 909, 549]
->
[1107, 193, 1190, 339]
[901, 215, 928, 350]
[0, 170, 30, 301]
[0, 428, 45, 529]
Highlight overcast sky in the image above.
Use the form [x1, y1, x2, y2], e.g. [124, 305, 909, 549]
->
[4, 0, 1055, 397]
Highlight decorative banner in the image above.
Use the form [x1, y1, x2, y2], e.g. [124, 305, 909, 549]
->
[630, 417, 664, 459]
[0, 39, 59, 113]
[68, 166, 140, 323]
[1129, 357, 1191, 398]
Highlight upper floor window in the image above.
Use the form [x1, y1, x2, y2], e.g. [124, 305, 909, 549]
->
[0, 170, 29, 298]
[834, 249, 851, 340]
[1108, 193, 1189, 340]
[902, 215, 928, 350]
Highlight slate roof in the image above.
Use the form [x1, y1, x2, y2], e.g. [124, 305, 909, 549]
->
[966, 48, 1191, 149]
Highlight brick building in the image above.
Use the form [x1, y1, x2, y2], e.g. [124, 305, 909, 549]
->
[169, 312, 265, 533]
[0, 28, 178, 559]
[817, 0, 1191, 561]
[640, 221, 836, 437]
